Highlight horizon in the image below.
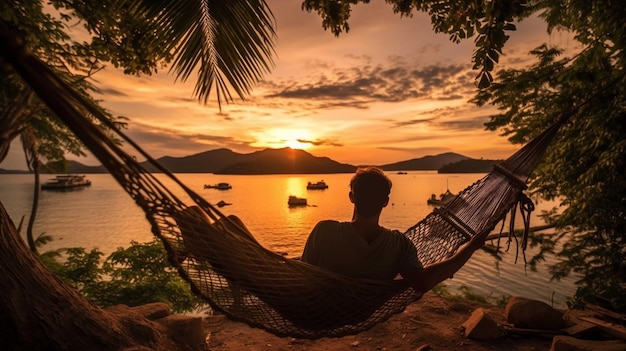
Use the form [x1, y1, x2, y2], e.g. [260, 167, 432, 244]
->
[1, 147, 488, 172]
[1, 1, 577, 171]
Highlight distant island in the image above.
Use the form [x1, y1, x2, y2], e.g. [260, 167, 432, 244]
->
[0, 147, 502, 175]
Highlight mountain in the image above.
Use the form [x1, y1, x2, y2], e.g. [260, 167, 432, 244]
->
[65, 161, 106, 173]
[214, 147, 356, 174]
[438, 158, 502, 173]
[380, 152, 469, 171]
[1, 148, 479, 174]
[141, 148, 247, 173]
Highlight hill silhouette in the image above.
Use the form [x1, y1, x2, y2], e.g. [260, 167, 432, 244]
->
[438, 158, 502, 173]
[214, 147, 355, 174]
[380, 152, 468, 171]
[1, 148, 494, 174]
[141, 148, 246, 173]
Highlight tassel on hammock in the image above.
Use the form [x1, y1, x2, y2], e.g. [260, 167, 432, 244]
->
[2, 31, 569, 339]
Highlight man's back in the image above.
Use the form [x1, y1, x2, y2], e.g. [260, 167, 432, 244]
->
[301, 220, 422, 280]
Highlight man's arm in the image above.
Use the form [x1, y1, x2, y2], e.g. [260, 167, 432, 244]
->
[400, 233, 486, 294]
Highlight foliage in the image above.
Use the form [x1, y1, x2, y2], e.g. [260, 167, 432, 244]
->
[457, 285, 489, 304]
[431, 283, 510, 307]
[430, 283, 453, 299]
[0, 0, 126, 168]
[470, 1, 626, 311]
[48, 0, 277, 105]
[1, 0, 276, 168]
[45, 240, 206, 313]
[301, 0, 531, 88]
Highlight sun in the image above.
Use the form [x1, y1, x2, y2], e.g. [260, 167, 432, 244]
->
[265, 128, 315, 150]
[284, 138, 311, 150]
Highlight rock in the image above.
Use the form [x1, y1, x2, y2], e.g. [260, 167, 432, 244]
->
[550, 335, 626, 351]
[156, 314, 205, 350]
[505, 296, 566, 331]
[461, 308, 505, 340]
[130, 302, 172, 320]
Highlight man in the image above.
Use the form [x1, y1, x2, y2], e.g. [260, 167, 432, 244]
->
[301, 167, 485, 294]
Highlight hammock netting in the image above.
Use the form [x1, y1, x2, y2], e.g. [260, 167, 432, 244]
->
[2, 32, 567, 339]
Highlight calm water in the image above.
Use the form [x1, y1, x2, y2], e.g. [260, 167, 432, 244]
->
[0, 172, 578, 308]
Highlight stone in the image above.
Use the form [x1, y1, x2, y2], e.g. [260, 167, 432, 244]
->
[156, 314, 205, 350]
[130, 302, 171, 320]
[550, 335, 626, 351]
[505, 296, 566, 331]
[461, 308, 505, 340]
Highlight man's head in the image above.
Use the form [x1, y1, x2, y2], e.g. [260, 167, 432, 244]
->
[349, 167, 392, 218]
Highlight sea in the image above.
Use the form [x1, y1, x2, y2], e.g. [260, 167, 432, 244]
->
[0, 172, 579, 308]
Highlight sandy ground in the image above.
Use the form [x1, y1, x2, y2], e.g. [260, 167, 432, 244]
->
[204, 293, 554, 351]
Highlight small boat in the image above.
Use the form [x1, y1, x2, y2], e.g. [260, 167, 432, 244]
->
[216, 200, 231, 208]
[306, 180, 328, 190]
[204, 182, 232, 190]
[288, 195, 307, 207]
[397, 171, 408, 175]
[427, 189, 456, 206]
[41, 174, 92, 190]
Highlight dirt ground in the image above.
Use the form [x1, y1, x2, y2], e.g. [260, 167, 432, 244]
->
[204, 293, 554, 351]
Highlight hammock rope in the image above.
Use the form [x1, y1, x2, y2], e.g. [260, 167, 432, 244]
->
[2, 31, 570, 339]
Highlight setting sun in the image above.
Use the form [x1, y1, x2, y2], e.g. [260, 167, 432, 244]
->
[254, 128, 315, 150]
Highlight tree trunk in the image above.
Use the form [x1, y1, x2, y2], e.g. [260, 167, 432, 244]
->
[0, 202, 188, 350]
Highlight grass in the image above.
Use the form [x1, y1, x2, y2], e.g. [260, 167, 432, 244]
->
[431, 283, 511, 307]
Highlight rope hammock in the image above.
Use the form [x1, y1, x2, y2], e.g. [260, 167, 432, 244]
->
[3, 33, 569, 339]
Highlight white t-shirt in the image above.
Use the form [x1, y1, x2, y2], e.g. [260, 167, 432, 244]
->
[301, 220, 422, 280]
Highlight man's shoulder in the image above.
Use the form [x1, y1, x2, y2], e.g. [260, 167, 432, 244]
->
[313, 220, 345, 231]
[317, 219, 342, 225]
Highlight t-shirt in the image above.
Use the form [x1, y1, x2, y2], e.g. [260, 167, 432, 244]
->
[301, 220, 422, 280]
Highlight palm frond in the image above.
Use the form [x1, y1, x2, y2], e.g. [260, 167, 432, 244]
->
[130, 0, 276, 105]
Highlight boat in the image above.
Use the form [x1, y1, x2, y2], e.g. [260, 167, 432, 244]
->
[288, 195, 307, 207]
[306, 180, 328, 190]
[397, 171, 408, 174]
[427, 189, 456, 206]
[41, 174, 92, 190]
[204, 182, 232, 190]
[216, 200, 231, 208]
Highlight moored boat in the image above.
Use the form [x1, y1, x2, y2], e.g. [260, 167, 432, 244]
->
[306, 180, 328, 190]
[216, 200, 232, 208]
[41, 174, 92, 190]
[427, 189, 456, 206]
[288, 195, 307, 207]
[204, 182, 232, 190]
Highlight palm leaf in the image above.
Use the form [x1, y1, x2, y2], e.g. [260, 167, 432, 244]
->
[128, 0, 276, 105]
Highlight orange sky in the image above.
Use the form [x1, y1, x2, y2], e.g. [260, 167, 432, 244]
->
[3, 1, 578, 170]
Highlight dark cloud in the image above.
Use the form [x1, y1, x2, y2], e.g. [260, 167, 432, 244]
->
[98, 87, 128, 97]
[393, 118, 436, 128]
[263, 59, 473, 108]
[297, 138, 343, 147]
[436, 114, 492, 131]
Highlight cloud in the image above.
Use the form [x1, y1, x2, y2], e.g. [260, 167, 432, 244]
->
[297, 138, 343, 147]
[98, 87, 128, 97]
[263, 57, 473, 108]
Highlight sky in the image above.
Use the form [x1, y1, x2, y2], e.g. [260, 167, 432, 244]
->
[2, 1, 578, 170]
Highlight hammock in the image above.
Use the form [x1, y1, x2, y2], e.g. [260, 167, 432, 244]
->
[3, 35, 568, 339]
